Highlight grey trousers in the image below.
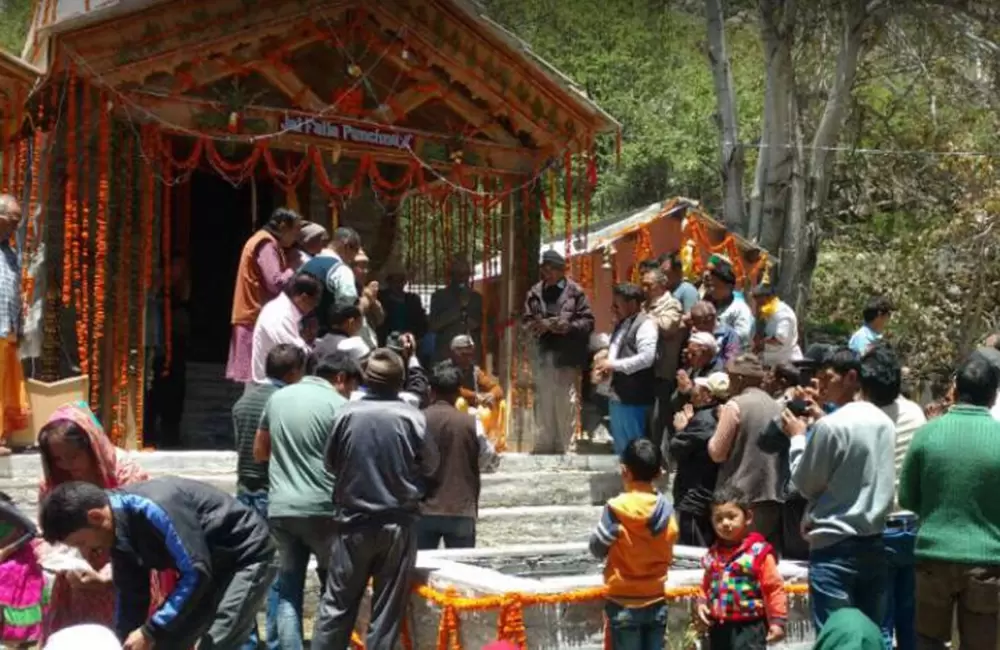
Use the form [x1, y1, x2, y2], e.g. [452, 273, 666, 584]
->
[532, 353, 579, 454]
[311, 522, 417, 650]
[168, 556, 277, 650]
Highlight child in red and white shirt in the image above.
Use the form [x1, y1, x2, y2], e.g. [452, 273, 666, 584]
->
[696, 486, 787, 649]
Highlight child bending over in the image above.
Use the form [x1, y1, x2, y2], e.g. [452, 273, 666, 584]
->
[697, 487, 787, 649]
[590, 439, 679, 650]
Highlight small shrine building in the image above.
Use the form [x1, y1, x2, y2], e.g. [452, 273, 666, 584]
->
[5, 0, 619, 449]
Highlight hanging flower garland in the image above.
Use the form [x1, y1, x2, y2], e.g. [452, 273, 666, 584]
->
[631, 225, 653, 283]
[111, 131, 133, 446]
[62, 67, 77, 308]
[92, 91, 111, 408]
[79, 80, 94, 396]
[21, 109, 43, 317]
[563, 150, 573, 260]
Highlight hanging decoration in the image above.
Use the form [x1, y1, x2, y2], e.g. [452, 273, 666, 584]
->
[681, 212, 768, 286]
[92, 91, 111, 408]
[630, 225, 653, 283]
[111, 130, 134, 447]
[162, 139, 173, 376]
[79, 79, 94, 401]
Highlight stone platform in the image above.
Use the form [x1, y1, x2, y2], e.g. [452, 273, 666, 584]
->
[0, 451, 622, 547]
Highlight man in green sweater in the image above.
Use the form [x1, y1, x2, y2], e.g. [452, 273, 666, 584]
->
[900, 354, 1000, 650]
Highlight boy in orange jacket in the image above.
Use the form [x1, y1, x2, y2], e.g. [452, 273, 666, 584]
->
[590, 438, 679, 650]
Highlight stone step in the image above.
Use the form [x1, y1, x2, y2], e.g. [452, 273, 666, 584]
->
[1, 471, 617, 520]
[0, 451, 621, 480]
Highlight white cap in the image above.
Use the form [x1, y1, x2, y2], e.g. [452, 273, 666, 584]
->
[45, 625, 122, 650]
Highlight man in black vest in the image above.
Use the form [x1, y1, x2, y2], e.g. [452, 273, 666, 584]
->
[299, 227, 361, 336]
[593, 283, 658, 457]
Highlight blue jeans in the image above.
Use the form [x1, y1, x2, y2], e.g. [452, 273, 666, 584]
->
[417, 515, 476, 550]
[271, 516, 336, 650]
[608, 401, 651, 456]
[236, 489, 280, 650]
[881, 515, 918, 650]
[605, 601, 667, 650]
[809, 535, 888, 630]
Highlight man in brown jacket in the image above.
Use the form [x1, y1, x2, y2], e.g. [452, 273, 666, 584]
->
[707, 353, 789, 551]
[419, 360, 498, 549]
[522, 250, 595, 453]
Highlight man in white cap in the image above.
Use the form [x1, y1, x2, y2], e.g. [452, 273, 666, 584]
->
[44, 624, 122, 650]
[290, 221, 330, 269]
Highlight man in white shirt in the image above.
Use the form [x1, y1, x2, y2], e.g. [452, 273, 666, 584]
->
[251, 273, 321, 384]
[752, 284, 802, 366]
[593, 283, 658, 456]
[706, 261, 754, 348]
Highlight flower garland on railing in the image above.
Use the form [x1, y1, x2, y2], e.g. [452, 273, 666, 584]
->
[353, 582, 812, 650]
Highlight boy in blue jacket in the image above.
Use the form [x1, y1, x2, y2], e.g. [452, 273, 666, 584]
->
[40, 477, 276, 650]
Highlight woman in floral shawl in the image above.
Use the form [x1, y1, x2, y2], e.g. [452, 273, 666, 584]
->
[36, 401, 170, 639]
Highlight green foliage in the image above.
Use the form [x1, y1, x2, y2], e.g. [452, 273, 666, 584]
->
[481, 0, 764, 216]
[0, 0, 31, 54]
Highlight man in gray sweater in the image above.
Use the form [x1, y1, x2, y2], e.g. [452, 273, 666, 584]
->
[311, 349, 440, 650]
[781, 346, 897, 630]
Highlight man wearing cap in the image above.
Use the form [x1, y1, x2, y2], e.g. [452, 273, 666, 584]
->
[290, 221, 330, 269]
[753, 284, 802, 366]
[252, 349, 359, 649]
[707, 354, 788, 549]
[300, 227, 362, 336]
[386, 331, 430, 408]
[593, 283, 658, 456]
[523, 249, 595, 454]
[429, 259, 483, 364]
[689, 301, 740, 369]
[312, 349, 439, 650]
[705, 261, 754, 349]
[450, 334, 503, 408]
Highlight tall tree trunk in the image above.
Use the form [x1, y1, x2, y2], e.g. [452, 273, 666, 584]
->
[706, 0, 747, 233]
[756, 0, 797, 261]
[780, 0, 871, 305]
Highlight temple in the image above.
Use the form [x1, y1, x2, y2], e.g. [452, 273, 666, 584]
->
[6, 0, 620, 449]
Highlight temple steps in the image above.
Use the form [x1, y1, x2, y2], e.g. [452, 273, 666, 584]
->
[0, 453, 621, 547]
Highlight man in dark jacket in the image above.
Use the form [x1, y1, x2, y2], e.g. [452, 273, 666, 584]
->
[419, 360, 498, 550]
[522, 249, 595, 453]
[312, 348, 439, 650]
[39, 478, 276, 650]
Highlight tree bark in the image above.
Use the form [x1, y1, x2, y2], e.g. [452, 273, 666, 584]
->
[706, 0, 747, 233]
[779, 0, 871, 305]
[755, 0, 797, 260]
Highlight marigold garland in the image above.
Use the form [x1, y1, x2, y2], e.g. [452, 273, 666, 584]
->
[111, 132, 134, 446]
[563, 150, 573, 259]
[92, 91, 110, 408]
[79, 80, 94, 398]
[381, 582, 810, 650]
[62, 68, 77, 307]
[22, 120, 42, 319]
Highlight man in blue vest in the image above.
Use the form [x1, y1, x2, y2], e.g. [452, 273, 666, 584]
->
[593, 283, 658, 457]
[299, 227, 361, 336]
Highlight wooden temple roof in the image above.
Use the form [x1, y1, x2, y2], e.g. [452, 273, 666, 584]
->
[24, 0, 619, 160]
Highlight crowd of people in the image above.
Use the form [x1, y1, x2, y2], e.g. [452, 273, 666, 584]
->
[1, 197, 1000, 650]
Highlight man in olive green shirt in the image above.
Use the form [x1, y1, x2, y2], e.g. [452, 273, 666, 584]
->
[253, 349, 362, 650]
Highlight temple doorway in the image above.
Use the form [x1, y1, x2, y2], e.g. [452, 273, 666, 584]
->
[152, 166, 276, 449]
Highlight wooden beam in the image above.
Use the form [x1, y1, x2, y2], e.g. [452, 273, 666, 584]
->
[377, 46, 522, 147]
[255, 61, 326, 113]
[375, 84, 440, 124]
[122, 91, 536, 174]
[369, 4, 556, 150]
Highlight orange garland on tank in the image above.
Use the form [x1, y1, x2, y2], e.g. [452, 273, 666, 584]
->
[353, 582, 812, 650]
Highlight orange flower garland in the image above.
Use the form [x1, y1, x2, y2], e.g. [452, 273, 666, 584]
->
[79, 81, 93, 391]
[631, 224, 654, 283]
[92, 92, 110, 407]
[62, 68, 77, 307]
[111, 133, 133, 446]
[21, 117, 43, 318]
[135, 125, 156, 448]
[382, 582, 810, 650]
